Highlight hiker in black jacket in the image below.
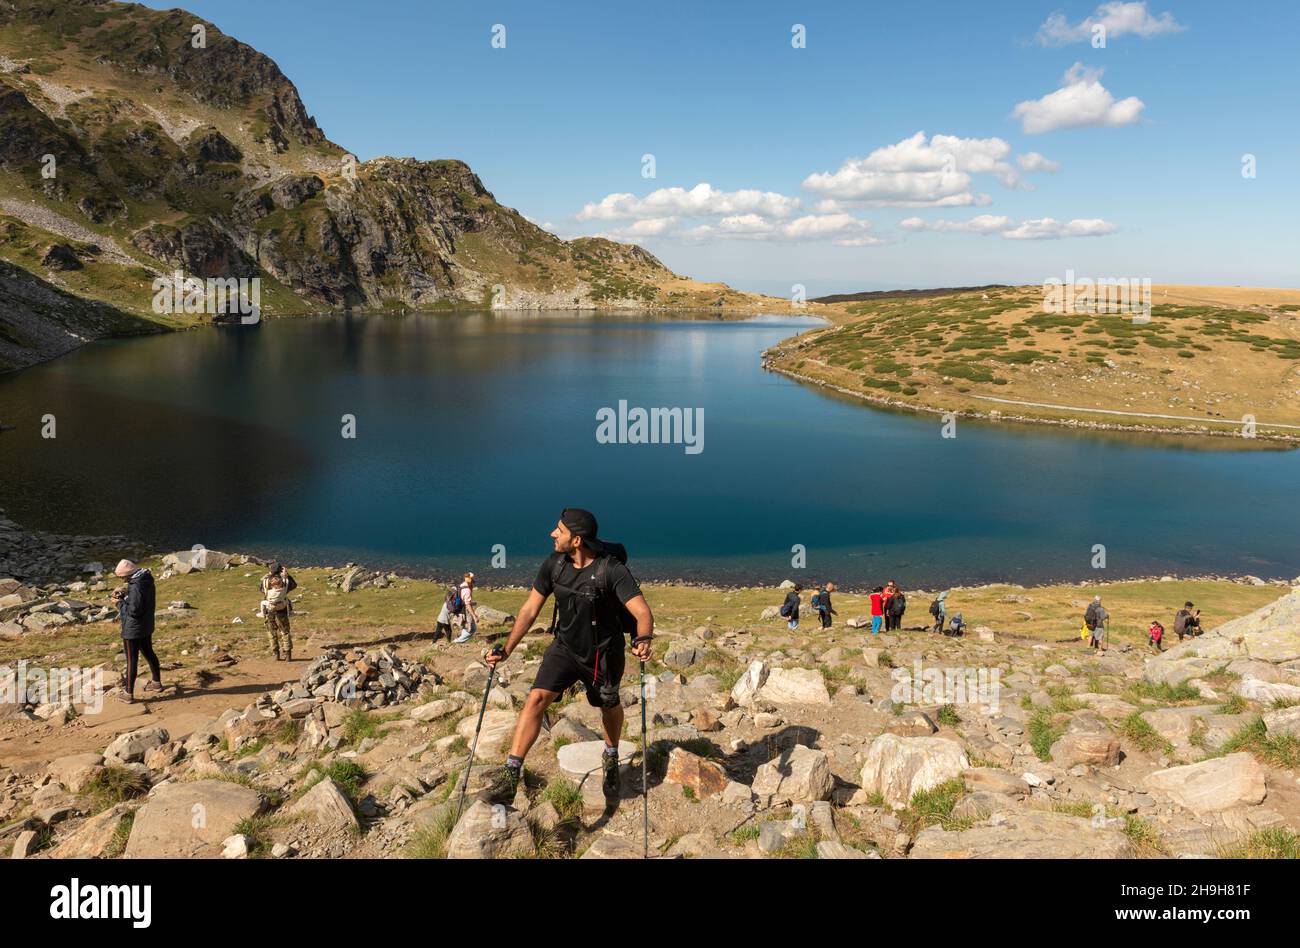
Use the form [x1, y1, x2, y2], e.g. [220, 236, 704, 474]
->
[112, 559, 161, 702]
[887, 587, 907, 631]
[483, 509, 654, 803]
[815, 583, 837, 629]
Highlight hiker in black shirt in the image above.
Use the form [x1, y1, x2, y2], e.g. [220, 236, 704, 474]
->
[484, 509, 653, 803]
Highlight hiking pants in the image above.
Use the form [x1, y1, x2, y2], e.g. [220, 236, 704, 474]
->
[819, 609, 832, 629]
[265, 607, 292, 657]
[123, 637, 161, 693]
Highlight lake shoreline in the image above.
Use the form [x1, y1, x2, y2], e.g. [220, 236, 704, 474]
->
[763, 361, 1300, 448]
[4, 510, 1293, 597]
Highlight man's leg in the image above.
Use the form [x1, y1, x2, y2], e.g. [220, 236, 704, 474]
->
[279, 612, 293, 661]
[600, 703, 625, 747]
[508, 688, 560, 760]
[265, 613, 282, 659]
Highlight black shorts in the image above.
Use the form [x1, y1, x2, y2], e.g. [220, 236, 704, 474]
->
[532, 638, 625, 708]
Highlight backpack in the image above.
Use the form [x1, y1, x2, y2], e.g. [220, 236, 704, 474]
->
[1084, 602, 1100, 630]
[264, 573, 289, 607]
[445, 585, 465, 616]
[929, 598, 942, 619]
[810, 592, 822, 611]
[779, 599, 794, 618]
[891, 592, 906, 614]
[548, 542, 638, 645]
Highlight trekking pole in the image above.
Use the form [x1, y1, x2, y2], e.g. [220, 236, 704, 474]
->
[639, 653, 649, 859]
[454, 646, 502, 825]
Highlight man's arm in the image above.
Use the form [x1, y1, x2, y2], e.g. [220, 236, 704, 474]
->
[625, 594, 653, 661]
[488, 589, 547, 664]
[286, 574, 297, 593]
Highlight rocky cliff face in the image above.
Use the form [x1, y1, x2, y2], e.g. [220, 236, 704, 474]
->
[0, 0, 767, 368]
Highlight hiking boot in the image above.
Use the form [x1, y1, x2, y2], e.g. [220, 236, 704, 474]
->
[602, 749, 620, 797]
[453, 630, 473, 644]
[485, 764, 521, 805]
[142, 680, 162, 693]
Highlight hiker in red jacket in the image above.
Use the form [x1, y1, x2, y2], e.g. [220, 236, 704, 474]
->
[870, 586, 885, 636]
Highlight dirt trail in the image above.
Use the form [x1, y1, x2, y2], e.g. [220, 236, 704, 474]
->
[0, 649, 315, 773]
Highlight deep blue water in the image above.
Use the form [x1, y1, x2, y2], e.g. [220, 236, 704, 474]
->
[0, 311, 1297, 588]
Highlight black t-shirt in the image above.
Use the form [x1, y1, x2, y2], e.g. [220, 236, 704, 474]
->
[533, 552, 641, 665]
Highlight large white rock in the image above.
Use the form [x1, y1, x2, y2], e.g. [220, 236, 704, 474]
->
[729, 660, 769, 705]
[1143, 753, 1267, 815]
[104, 726, 170, 764]
[1145, 588, 1300, 687]
[756, 667, 831, 706]
[751, 744, 833, 804]
[1263, 705, 1300, 738]
[455, 708, 517, 756]
[556, 740, 636, 781]
[124, 780, 262, 858]
[1236, 677, 1300, 704]
[859, 734, 970, 809]
[445, 800, 533, 859]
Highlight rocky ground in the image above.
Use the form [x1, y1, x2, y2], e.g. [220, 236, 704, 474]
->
[1, 549, 1298, 860]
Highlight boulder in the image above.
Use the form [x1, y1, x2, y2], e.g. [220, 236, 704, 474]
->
[47, 804, 134, 858]
[104, 726, 169, 764]
[124, 780, 262, 858]
[1050, 730, 1121, 768]
[557, 740, 636, 782]
[751, 745, 833, 804]
[756, 667, 831, 706]
[410, 698, 462, 722]
[1236, 677, 1300, 704]
[455, 709, 516, 756]
[1143, 753, 1267, 815]
[1262, 705, 1300, 738]
[816, 840, 878, 859]
[962, 767, 1028, 797]
[664, 747, 728, 797]
[445, 800, 533, 859]
[288, 777, 359, 832]
[859, 734, 970, 809]
[580, 834, 643, 859]
[729, 660, 769, 705]
[911, 810, 1135, 858]
[47, 752, 104, 793]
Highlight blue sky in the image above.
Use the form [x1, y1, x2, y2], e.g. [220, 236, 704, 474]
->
[143, 1, 1299, 295]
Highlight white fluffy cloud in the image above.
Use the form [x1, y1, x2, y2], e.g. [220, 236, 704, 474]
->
[1036, 2, 1184, 46]
[1016, 151, 1062, 173]
[1013, 63, 1145, 134]
[801, 132, 1054, 206]
[599, 212, 883, 247]
[575, 183, 800, 221]
[901, 215, 1116, 240]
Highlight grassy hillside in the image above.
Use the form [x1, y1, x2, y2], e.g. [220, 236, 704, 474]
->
[765, 284, 1300, 442]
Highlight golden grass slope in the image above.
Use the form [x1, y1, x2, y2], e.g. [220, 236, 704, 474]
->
[765, 284, 1300, 442]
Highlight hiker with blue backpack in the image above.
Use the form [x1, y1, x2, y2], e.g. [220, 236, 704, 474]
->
[812, 582, 837, 628]
[780, 584, 802, 630]
[483, 509, 654, 805]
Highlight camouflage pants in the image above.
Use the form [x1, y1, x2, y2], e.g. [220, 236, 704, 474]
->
[265, 607, 292, 658]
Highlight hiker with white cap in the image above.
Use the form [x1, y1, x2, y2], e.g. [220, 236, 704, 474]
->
[451, 571, 480, 643]
[111, 559, 161, 702]
[1084, 595, 1109, 652]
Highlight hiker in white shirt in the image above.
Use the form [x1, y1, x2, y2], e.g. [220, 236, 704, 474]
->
[452, 572, 479, 643]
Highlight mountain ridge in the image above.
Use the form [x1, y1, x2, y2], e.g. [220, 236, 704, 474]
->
[0, 0, 793, 371]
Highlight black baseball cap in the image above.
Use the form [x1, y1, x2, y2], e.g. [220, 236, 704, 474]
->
[560, 508, 604, 553]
